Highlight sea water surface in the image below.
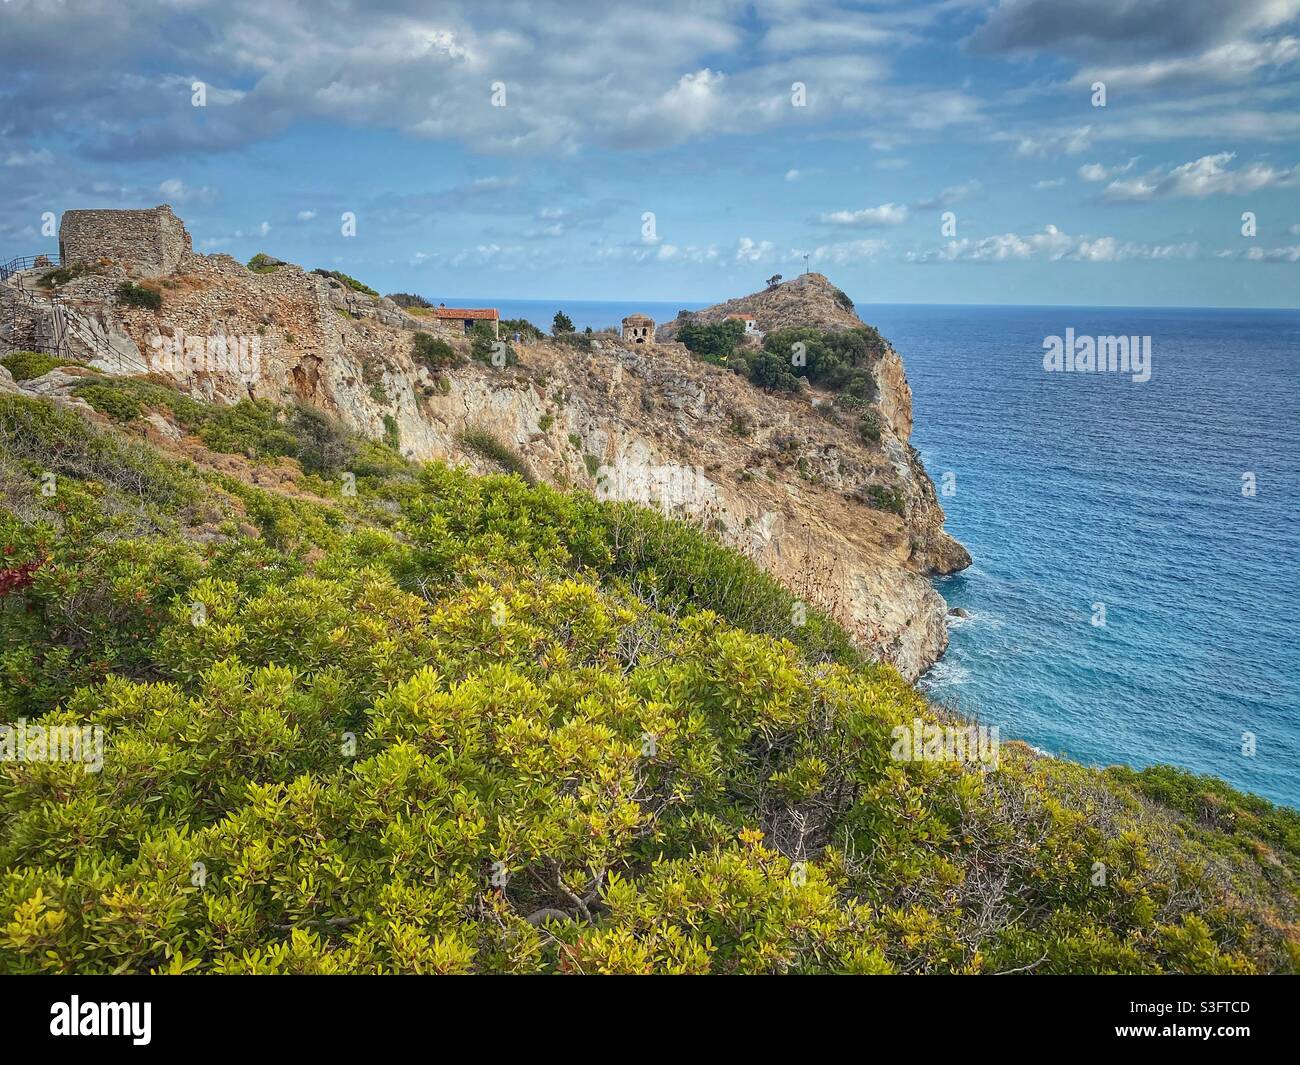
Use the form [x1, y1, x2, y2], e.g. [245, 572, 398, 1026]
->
[480, 297, 1300, 808]
[868, 304, 1300, 809]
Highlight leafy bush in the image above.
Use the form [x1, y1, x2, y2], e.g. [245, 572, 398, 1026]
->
[678, 318, 746, 363]
[412, 332, 462, 373]
[500, 318, 544, 342]
[1, 390, 1298, 976]
[246, 253, 281, 274]
[859, 411, 881, 443]
[71, 377, 359, 477]
[552, 331, 595, 352]
[116, 281, 162, 311]
[458, 428, 535, 484]
[387, 292, 431, 309]
[761, 326, 885, 404]
[1, 351, 81, 382]
[748, 350, 801, 392]
[382, 414, 400, 451]
[312, 269, 379, 298]
[552, 310, 575, 334]
[37, 262, 99, 288]
[861, 484, 905, 515]
[469, 322, 516, 367]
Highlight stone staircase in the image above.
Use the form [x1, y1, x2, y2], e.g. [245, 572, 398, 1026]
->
[0, 254, 123, 364]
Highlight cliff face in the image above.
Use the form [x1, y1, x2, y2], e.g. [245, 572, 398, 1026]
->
[2, 248, 968, 679]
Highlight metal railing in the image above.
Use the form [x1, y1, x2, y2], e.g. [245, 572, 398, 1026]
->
[0, 253, 60, 284]
[1, 252, 123, 364]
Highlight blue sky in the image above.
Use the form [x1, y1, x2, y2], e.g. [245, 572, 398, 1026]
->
[2, 0, 1298, 307]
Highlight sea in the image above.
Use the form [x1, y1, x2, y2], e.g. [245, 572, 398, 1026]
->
[465, 297, 1300, 809]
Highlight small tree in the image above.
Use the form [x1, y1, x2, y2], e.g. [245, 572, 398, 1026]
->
[765, 274, 783, 290]
[552, 311, 575, 335]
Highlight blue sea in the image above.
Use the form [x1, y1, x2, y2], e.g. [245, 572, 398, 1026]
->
[478, 297, 1300, 808]
[872, 304, 1300, 809]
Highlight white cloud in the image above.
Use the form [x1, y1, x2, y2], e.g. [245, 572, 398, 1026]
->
[1243, 244, 1300, 261]
[1005, 125, 1093, 158]
[1072, 36, 1300, 90]
[3, 148, 54, 167]
[1078, 158, 1137, 182]
[621, 68, 729, 147]
[805, 238, 889, 265]
[159, 177, 215, 203]
[1033, 178, 1066, 189]
[1102, 152, 1300, 201]
[914, 180, 981, 210]
[819, 202, 910, 227]
[785, 169, 802, 181]
[907, 224, 1197, 263]
[735, 236, 776, 263]
[297, 209, 317, 221]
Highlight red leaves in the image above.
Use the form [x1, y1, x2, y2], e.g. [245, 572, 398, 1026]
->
[0, 557, 45, 596]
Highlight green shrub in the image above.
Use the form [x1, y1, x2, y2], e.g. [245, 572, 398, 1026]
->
[72, 377, 204, 425]
[761, 326, 885, 404]
[552, 331, 595, 353]
[862, 484, 905, 515]
[470, 322, 516, 367]
[388, 292, 431, 309]
[1, 351, 81, 382]
[678, 318, 745, 363]
[37, 261, 98, 288]
[457, 428, 535, 484]
[1, 390, 1297, 977]
[859, 411, 881, 443]
[382, 414, 401, 452]
[500, 318, 544, 342]
[246, 253, 281, 274]
[312, 269, 379, 297]
[116, 281, 162, 311]
[412, 332, 462, 372]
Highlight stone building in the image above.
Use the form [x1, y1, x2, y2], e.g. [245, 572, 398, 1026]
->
[621, 313, 655, 344]
[58, 205, 192, 276]
[432, 306, 500, 338]
[725, 312, 764, 340]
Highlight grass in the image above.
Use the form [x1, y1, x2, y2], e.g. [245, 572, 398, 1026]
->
[458, 427, 536, 484]
[1, 351, 83, 382]
[116, 281, 162, 311]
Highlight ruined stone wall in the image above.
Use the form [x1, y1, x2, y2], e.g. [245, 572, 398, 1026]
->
[59, 205, 192, 276]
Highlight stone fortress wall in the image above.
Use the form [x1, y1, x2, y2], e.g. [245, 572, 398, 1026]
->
[59, 204, 192, 276]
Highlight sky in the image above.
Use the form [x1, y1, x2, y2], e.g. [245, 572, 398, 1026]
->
[1, 0, 1298, 308]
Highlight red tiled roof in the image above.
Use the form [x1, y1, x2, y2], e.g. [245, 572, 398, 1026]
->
[433, 307, 499, 320]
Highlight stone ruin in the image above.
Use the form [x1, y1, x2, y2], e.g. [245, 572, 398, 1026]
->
[58, 204, 192, 276]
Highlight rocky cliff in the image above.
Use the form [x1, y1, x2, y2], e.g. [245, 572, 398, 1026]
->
[1, 231, 968, 678]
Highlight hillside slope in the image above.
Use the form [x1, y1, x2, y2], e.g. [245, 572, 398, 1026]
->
[1, 387, 1298, 974]
[0, 229, 967, 679]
